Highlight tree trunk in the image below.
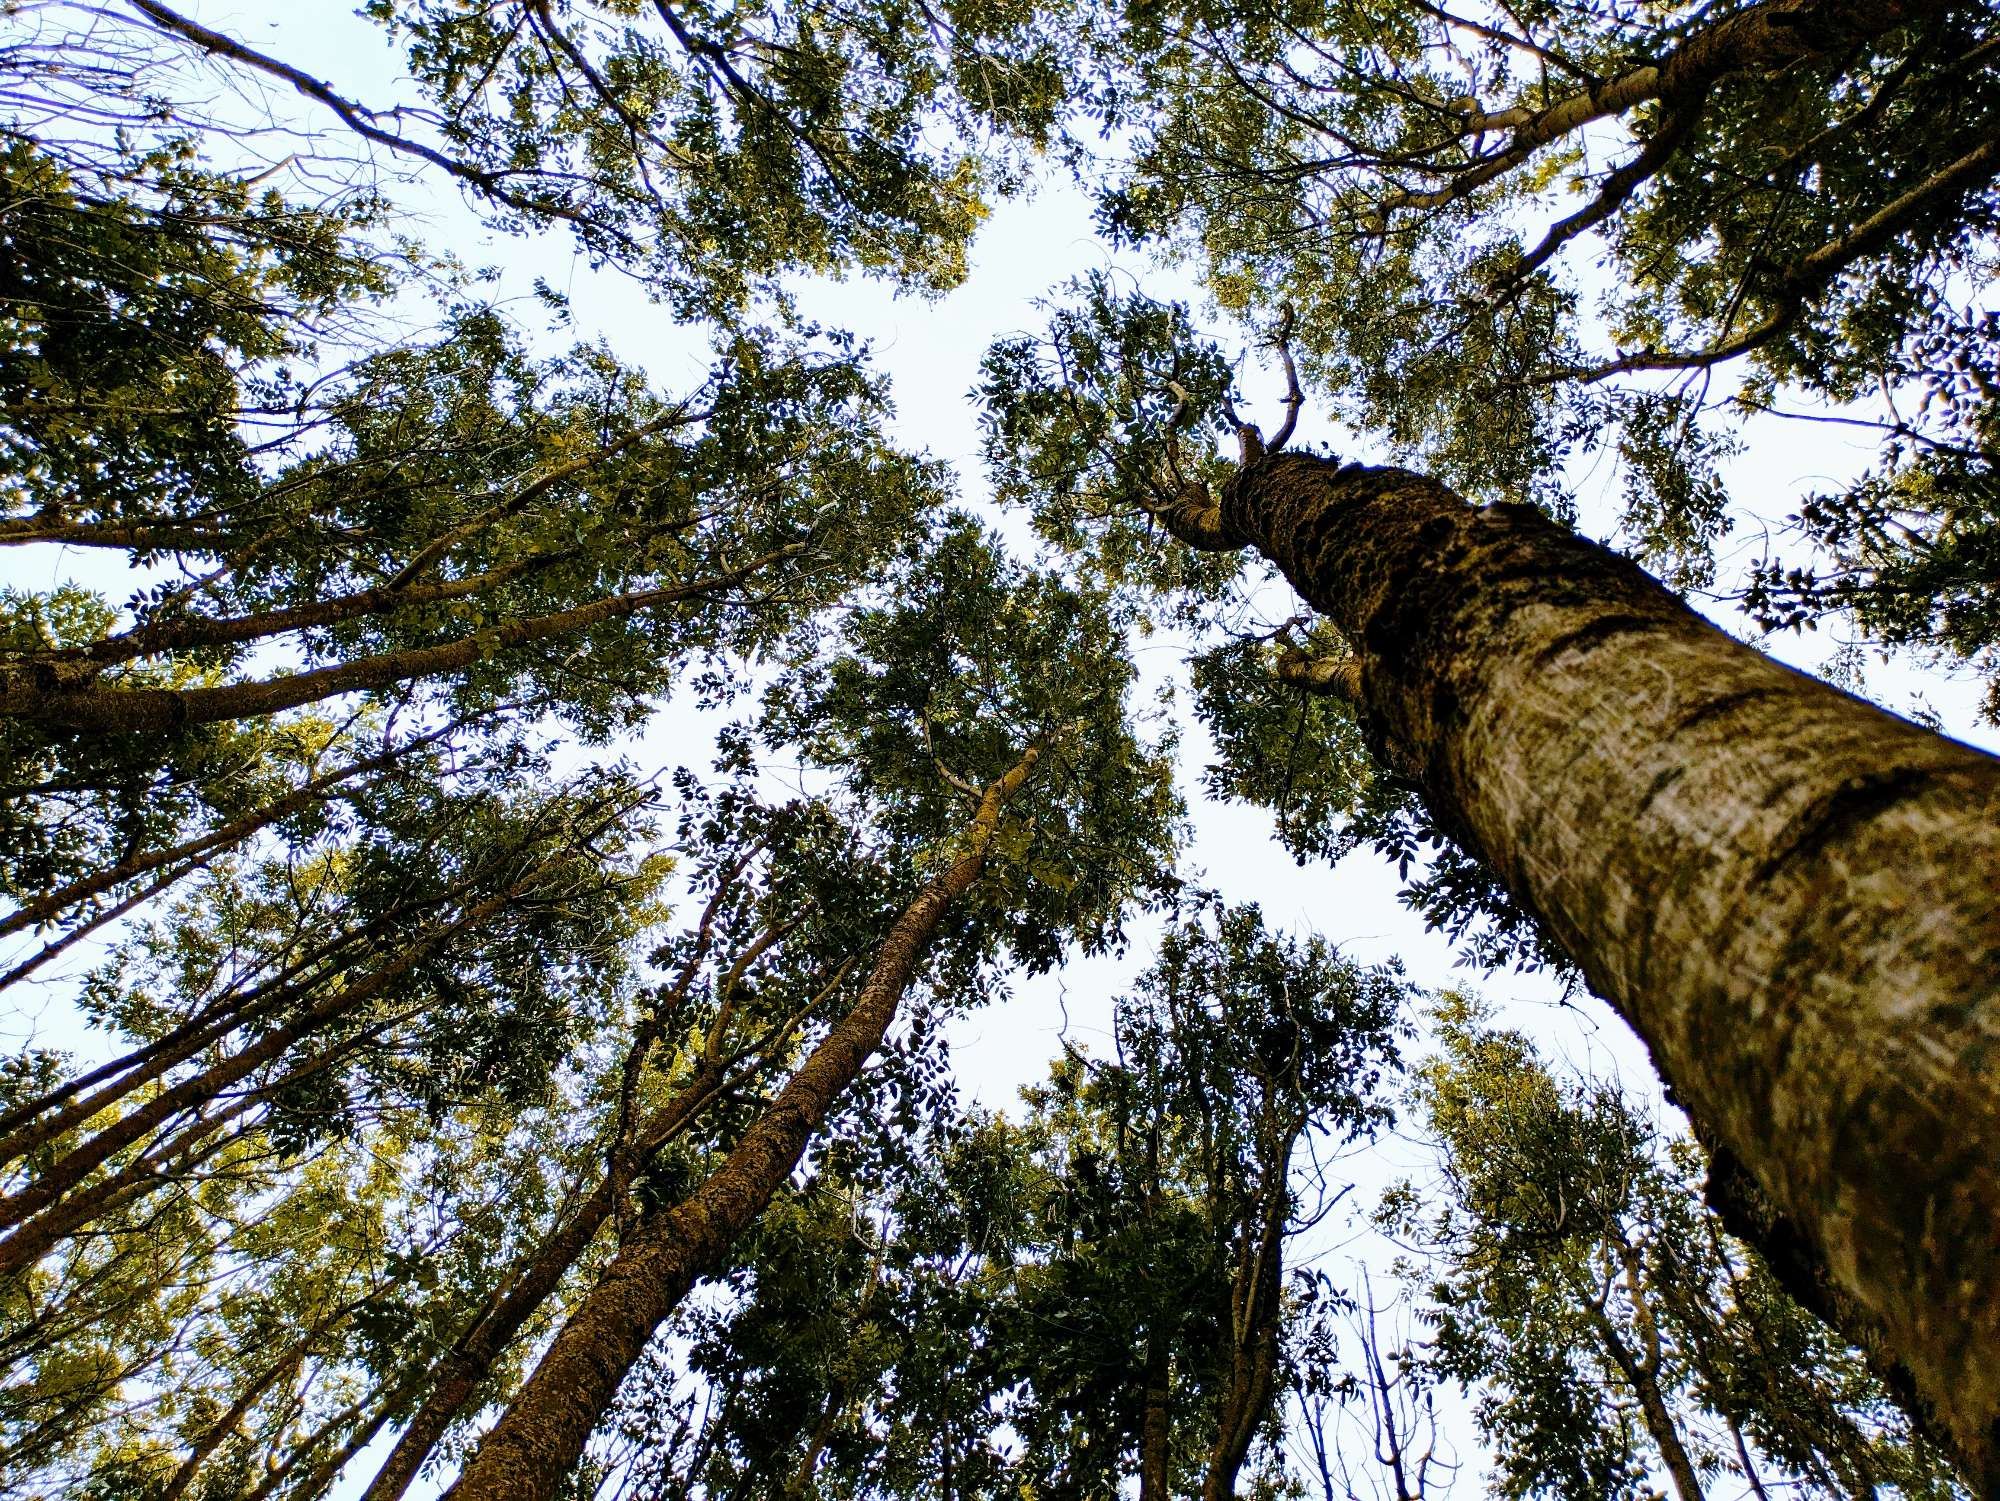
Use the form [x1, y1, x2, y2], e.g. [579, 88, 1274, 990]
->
[1580, 1292, 1707, 1501]
[1138, 1333, 1171, 1501]
[1170, 451, 2000, 1487]
[786, 1393, 840, 1499]
[0, 885, 521, 1262]
[359, 1060, 731, 1501]
[1201, 1125, 1292, 1501]
[441, 749, 1040, 1501]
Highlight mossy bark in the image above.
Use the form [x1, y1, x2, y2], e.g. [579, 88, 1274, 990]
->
[1200, 452, 2000, 1487]
[443, 751, 1038, 1501]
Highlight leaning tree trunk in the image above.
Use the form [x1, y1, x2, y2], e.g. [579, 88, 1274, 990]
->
[0, 542, 802, 734]
[1201, 1121, 1292, 1501]
[358, 1055, 731, 1501]
[1162, 450, 2000, 1487]
[442, 749, 1039, 1501]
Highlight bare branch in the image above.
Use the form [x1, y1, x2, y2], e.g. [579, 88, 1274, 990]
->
[122, 0, 627, 239]
[1267, 303, 1305, 453]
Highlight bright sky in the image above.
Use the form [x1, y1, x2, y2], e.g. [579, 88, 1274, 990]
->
[6, 3, 1998, 1493]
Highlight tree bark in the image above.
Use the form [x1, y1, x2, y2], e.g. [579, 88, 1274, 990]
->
[1138, 1333, 1172, 1501]
[359, 1059, 732, 1501]
[442, 749, 1040, 1501]
[1172, 451, 2000, 1487]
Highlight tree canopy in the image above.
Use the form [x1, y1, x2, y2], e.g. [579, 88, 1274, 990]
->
[3, 0, 1997, 1496]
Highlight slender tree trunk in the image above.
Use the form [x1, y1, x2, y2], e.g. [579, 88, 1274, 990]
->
[442, 749, 1040, 1501]
[359, 1060, 731, 1501]
[1138, 1333, 1171, 1501]
[787, 1395, 840, 1499]
[0, 883, 462, 1169]
[360, 1179, 623, 1501]
[0, 859, 195, 992]
[1584, 1264, 1712, 1501]
[1609, 1241, 1709, 1501]
[1384, 0, 1946, 216]
[784, 1222, 888, 1499]
[54, 548, 568, 670]
[1581, 1299, 1707, 1501]
[1201, 1131, 1292, 1501]
[0, 885, 520, 1262]
[160, 1278, 417, 1501]
[1165, 451, 2000, 1485]
[0, 515, 229, 550]
[0, 725, 457, 942]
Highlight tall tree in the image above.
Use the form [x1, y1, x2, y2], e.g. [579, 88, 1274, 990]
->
[444, 749, 1043, 1501]
[0, 762, 674, 1495]
[601, 900, 1407, 1501]
[440, 517, 1182, 1501]
[0, 761, 663, 1275]
[0, 141, 950, 1040]
[353, 792, 890, 1501]
[981, 284, 2000, 1485]
[0, 17, 1062, 1494]
[0, 0, 1000, 1008]
[1, 513, 1179, 1498]
[992, 900, 1405, 1501]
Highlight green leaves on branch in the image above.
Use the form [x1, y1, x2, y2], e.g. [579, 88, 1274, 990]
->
[115, 0, 1069, 309]
[978, 273, 1250, 610]
[762, 514, 1185, 973]
[1093, 0, 2000, 691]
[1190, 633, 1575, 978]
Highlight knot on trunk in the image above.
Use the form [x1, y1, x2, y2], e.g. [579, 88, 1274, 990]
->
[1150, 479, 1243, 552]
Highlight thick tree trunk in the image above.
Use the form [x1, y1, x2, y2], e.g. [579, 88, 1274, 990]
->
[442, 750, 1039, 1501]
[1178, 452, 2000, 1486]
